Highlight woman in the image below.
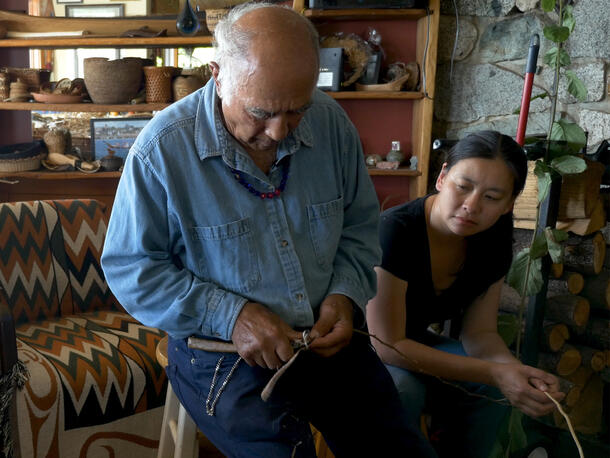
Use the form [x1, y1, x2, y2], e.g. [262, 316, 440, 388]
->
[367, 131, 564, 458]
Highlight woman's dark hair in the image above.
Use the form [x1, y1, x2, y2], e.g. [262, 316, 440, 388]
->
[444, 130, 528, 197]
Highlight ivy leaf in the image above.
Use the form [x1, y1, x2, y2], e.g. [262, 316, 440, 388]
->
[534, 161, 552, 202]
[508, 409, 528, 453]
[530, 233, 548, 259]
[545, 227, 564, 263]
[565, 70, 588, 101]
[543, 25, 570, 43]
[541, 0, 556, 12]
[498, 314, 519, 347]
[507, 249, 544, 296]
[563, 5, 576, 33]
[551, 154, 587, 175]
[550, 120, 588, 153]
[543, 47, 571, 67]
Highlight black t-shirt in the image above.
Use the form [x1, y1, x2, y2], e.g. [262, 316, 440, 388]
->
[379, 195, 514, 340]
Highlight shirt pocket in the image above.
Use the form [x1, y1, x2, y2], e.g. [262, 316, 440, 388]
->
[307, 196, 344, 270]
[191, 217, 261, 294]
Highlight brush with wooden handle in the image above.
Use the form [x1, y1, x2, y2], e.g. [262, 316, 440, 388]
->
[47, 152, 97, 171]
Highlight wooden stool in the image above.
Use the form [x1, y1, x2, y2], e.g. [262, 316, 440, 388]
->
[156, 336, 199, 458]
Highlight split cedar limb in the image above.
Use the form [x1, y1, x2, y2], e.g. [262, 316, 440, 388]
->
[563, 231, 606, 276]
[568, 344, 606, 372]
[541, 321, 570, 352]
[547, 271, 585, 296]
[580, 269, 610, 310]
[538, 348, 581, 377]
[545, 294, 590, 330]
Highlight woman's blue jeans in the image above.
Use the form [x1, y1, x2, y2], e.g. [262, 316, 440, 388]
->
[385, 333, 510, 458]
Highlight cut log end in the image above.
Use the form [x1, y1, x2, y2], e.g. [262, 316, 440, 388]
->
[551, 263, 564, 278]
[557, 349, 582, 376]
[573, 298, 590, 326]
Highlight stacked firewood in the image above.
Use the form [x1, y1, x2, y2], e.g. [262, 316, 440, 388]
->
[501, 227, 610, 435]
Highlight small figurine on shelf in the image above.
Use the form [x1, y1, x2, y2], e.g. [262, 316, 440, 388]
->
[365, 153, 382, 167]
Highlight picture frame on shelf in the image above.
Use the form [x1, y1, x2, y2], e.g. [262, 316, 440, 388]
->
[56, 0, 83, 4]
[90, 117, 151, 161]
[65, 4, 125, 17]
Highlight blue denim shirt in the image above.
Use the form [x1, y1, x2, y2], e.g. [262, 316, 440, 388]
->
[101, 80, 381, 341]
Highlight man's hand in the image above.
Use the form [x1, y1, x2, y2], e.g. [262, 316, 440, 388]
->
[308, 294, 354, 357]
[231, 302, 302, 369]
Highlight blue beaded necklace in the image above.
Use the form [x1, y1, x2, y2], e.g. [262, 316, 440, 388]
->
[229, 156, 291, 199]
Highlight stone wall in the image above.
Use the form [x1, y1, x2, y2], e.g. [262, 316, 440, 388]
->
[433, 0, 609, 153]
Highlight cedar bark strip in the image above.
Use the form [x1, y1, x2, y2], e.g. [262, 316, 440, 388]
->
[563, 232, 606, 276]
[541, 321, 570, 352]
[580, 269, 610, 310]
[545, 294, 590, 329]
[547, 271, 584, 296]
[538, 348, 582, 377]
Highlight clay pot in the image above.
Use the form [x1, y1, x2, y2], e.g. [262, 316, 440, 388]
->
[100, 150, 123, 171]
[84, 57, 144, 104]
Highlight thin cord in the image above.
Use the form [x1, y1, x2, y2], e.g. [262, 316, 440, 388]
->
[353, 329, 509, 405]
[544, 392, 584, 458]
[449, 0, 460, 86]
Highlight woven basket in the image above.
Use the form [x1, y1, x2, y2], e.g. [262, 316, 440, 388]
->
[0, 152, 45, 172]
[2, 67, 51, 93]
[84, 58, 143, 104]
[143, 66, 180, 103]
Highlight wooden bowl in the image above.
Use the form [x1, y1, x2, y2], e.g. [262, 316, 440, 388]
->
[32, 92, 84, 104]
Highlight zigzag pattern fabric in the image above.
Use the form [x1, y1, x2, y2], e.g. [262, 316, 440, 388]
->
[0, 200, 167, 458]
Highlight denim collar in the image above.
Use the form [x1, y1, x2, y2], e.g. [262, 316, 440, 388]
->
[194, 80, 313, 172]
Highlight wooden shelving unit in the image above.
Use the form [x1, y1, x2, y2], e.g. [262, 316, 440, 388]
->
[303, 8, 429, 20]
[0, 36, 213, 49]
[0, 102, 169, 112]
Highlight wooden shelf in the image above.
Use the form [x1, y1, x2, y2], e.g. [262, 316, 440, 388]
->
[0, 170, 120, 180]
[0, 35, 213, 49]
[304, 8, 429, 20]
[327, 91, 423, 100]
[367, 168, 420, 177]
[0, 102, 169, 112]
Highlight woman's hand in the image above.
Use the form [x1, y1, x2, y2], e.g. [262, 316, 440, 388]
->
[231, 302, 302, 369]
[308, 294, 354, 357]
[491, 362, 565, 417]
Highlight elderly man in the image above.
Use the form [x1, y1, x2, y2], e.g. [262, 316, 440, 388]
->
[102, 3, 432, 456]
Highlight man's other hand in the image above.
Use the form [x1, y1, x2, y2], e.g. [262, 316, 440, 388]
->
[231, 302, 302, 369]
[309, 294, 354, 357]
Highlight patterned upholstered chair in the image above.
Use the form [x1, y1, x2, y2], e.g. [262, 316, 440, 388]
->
[0, 199, 167, 458]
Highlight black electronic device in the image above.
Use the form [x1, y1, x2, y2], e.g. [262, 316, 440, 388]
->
[318, 47, 343, 92]
[309, 0, 421, 9]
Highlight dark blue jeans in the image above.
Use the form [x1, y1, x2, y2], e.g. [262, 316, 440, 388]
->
[385, 333, 510, 458]
[167, 332, 435, 457]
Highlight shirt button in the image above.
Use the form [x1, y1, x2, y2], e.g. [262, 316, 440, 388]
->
[191, 358, 195, 364]
[296, 293, 304, 301]
[281, 240, 289, 247]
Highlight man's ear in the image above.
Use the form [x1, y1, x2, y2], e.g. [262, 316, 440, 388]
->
[435, 162, 449, 192]
[209, 61, 221, 95]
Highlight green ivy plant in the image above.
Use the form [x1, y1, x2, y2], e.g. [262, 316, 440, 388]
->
[492, 1, 589, 456]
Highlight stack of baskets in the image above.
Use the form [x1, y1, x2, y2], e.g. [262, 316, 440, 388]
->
[1, 67, 51, 93]
[0, 140, 46, 173]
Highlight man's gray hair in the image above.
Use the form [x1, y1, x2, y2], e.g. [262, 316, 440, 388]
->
[212, 2, 319, 104]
